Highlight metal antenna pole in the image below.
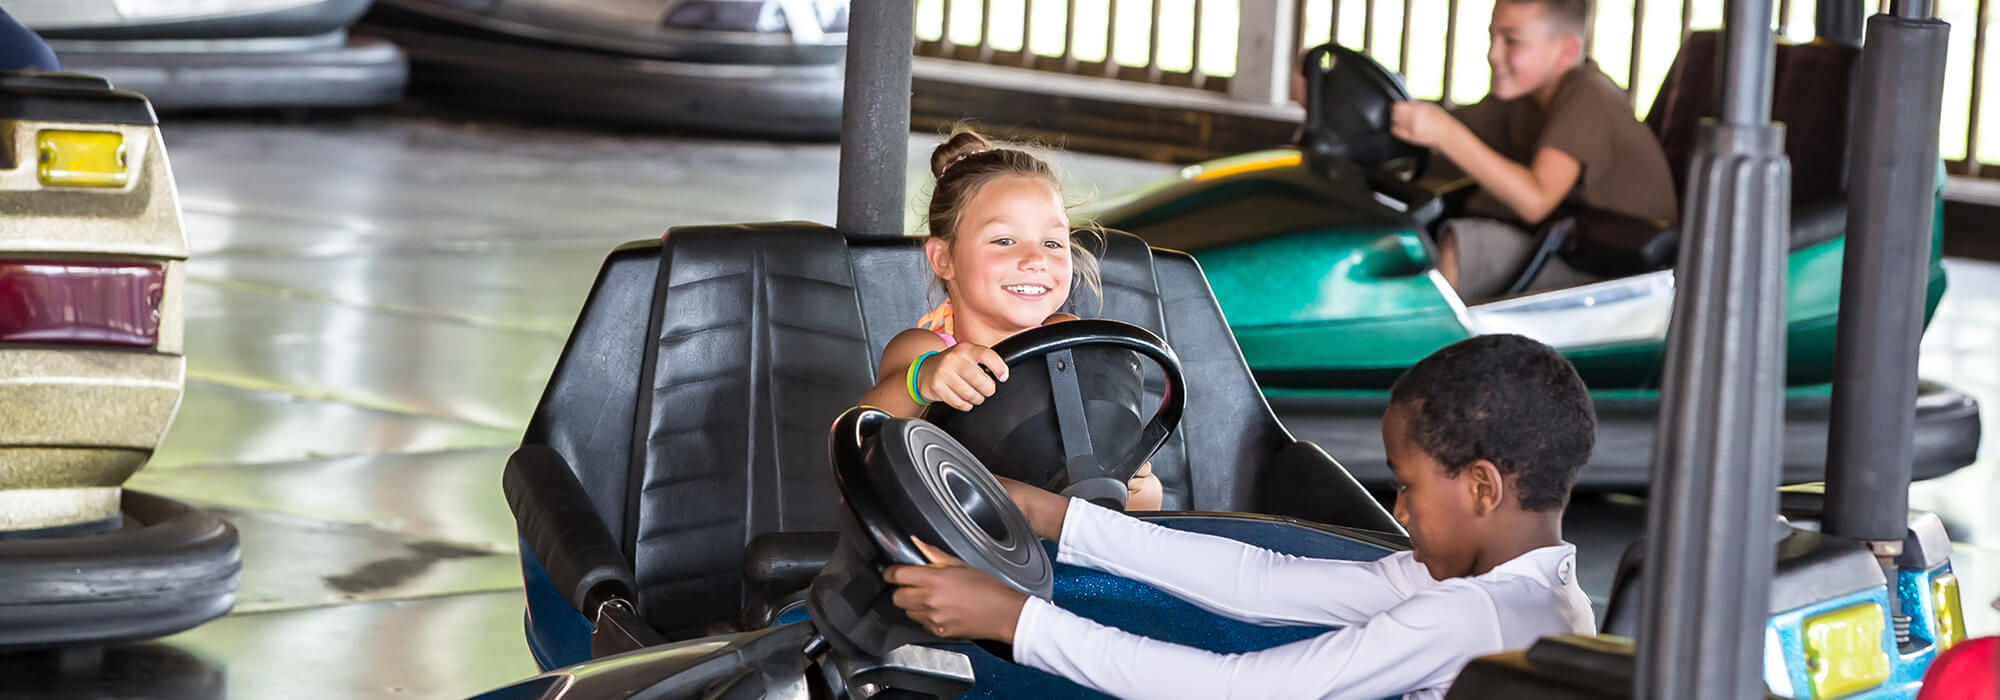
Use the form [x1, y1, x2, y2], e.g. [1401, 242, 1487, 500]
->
[1634, 0, 1789, 694]
[836, 2, 915, 237]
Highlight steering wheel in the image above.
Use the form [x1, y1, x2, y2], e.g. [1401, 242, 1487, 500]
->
[1299, 43, 1429, 178]
[804, 405, 1051, 670]
[920, 320, 1187, 511]
[827, 406, 1054, 597]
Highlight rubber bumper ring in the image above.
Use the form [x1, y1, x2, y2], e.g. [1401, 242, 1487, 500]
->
[0, 490, 242, 651]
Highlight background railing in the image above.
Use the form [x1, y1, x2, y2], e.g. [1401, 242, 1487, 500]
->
[913, 0, 1245, 92]
[912, 0, 2000, 175]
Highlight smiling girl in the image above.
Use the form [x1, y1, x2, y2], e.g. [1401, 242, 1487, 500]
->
[858, 127, 1162, 510]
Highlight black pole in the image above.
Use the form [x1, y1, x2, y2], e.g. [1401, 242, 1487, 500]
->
[1819, 0, 1867, 46]
[836, 2, 914, 237]
[1634, 0, 1788, 694]
[1892, 0, 1937, 18]
[1822, 0, 1949, 612]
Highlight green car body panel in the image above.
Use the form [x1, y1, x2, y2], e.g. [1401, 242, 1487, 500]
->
[1093, 149, 1949, 399]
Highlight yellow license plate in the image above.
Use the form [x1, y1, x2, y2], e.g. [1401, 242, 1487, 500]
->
[37, 130, 129, 188]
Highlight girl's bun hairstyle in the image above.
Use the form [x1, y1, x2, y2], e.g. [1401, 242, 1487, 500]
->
[931, 129, 995, 179]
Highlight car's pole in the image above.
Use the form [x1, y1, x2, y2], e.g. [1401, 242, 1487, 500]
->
[1634, 0, 1789, 694]
[1818, 0, 1867, 45]
[836, 1, 914, 237]
[1822, 0, 1950, 644]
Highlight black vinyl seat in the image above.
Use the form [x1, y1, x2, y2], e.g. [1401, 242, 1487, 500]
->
[507, 223, 1400, 640]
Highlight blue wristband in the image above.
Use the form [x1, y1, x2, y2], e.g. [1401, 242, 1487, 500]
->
[908, 351, 940, 406]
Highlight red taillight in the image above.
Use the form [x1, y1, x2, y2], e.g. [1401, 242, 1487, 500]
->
[0, 261, 164, 348]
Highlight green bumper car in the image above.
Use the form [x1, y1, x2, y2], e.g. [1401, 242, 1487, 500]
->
[1091, 36, 1981, 489]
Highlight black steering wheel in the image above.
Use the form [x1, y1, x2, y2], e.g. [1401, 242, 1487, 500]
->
[920, 320, 1187, 511]
[827, 406, 1054, 596]
[1300, 43, 1429, 178]
[807, 405, 1051, 666]
[1298, 44, 1443, 227]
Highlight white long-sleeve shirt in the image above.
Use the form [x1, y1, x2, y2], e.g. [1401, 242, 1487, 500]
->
[1012, 499, 1596, 700]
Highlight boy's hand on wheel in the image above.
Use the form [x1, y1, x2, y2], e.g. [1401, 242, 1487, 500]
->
[1126, 461, 1163, 511]
[884, 539, 1029, 643]
[917, 343, 1009, 411]
[1390, 100, 1462, 148]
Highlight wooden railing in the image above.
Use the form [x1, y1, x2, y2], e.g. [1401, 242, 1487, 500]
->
[913, 0, 2000, 173]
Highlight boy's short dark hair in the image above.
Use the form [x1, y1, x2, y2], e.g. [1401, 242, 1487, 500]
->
[1499, 0, 1591, 37]
[1388, 334, 1595, 511]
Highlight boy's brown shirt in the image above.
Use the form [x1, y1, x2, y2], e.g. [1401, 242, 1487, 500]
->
[1449, 59, 1680, 226]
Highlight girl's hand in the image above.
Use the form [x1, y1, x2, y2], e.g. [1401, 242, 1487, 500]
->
[1126, 461, 1162, 511]
[998, 476, 1070, 541]
[884, 540, 1030, 643]
[916, 343, 1010, 411]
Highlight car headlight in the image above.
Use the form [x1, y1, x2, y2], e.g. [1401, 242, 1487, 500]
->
[37, 130, 127, 188]
[1932, 572, 1965, 651]
[1802, 602, 1891, 699]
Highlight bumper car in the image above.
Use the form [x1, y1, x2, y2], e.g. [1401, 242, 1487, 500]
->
[6, 0, 407, 110]
[1088, 33, 1983, 488]
[0, 72, 241, 650]
[494, 221, 1400, 671]
[357, 0, 847, 138]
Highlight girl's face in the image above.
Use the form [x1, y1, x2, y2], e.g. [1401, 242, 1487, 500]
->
[929, 175, 1074, 334]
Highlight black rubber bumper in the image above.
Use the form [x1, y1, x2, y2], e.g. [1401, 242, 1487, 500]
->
[45, 33, 407, 110]
[29, 0, 374, 40]
[363, 0, 845, 65]
[0, 490, 242, 651]
[366, 25, 844, 139]
[1273, 379, 1983, 489]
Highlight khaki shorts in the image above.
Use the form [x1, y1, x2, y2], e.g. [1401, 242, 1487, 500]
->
[1443, 218, 1603, 300]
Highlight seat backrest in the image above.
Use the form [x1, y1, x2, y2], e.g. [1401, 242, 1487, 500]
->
[527, 223, 1317, 637]
[631, 224, 874, 637]
[1083, 232, 1298, 511]
[1645, 31, 1860, 205]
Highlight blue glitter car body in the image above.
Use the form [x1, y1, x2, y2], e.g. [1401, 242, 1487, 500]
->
[521, 512, 1401, 690]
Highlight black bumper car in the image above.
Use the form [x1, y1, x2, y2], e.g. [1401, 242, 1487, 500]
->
[489, 222, 1402, 675]
[358, 0, 846, 137]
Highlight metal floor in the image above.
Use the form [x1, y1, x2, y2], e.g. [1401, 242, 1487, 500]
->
[3, 114, 1995, 699]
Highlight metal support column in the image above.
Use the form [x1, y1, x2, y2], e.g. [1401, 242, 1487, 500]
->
[1634, 0, 1790, 694]
[1230, 0, 1299, 105]
[1822, 5, 1950, 640]
[1820, 0, 1868, 45]
[837, 1, 915, 237]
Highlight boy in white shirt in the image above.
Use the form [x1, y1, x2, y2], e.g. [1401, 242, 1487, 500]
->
[884, 333, 1599, 699]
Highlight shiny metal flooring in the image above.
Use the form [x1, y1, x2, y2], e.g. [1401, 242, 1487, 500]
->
[4, 114, 1996, 699]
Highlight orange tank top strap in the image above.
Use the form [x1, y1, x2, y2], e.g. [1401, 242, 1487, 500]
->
[917, 300, 957, 347]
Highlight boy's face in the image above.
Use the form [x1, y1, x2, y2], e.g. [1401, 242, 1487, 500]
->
[1383, 402, 1484, 581]
[1487, 2, 1582, 101]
